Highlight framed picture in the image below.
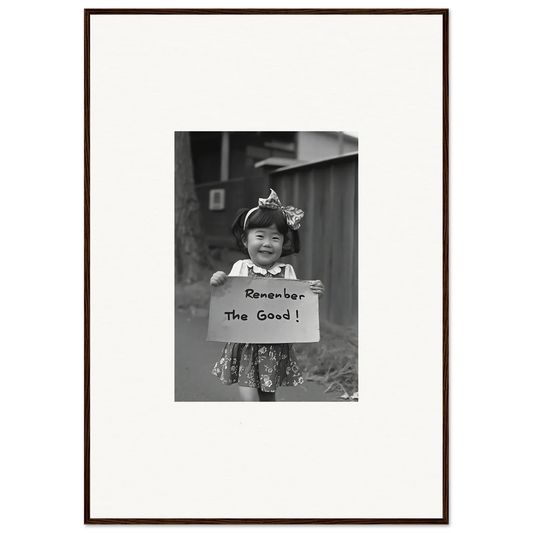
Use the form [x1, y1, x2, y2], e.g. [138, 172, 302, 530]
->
[85, 8, 448, 524]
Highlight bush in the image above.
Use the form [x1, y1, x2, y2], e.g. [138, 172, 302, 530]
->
[295, 321, 358, 399]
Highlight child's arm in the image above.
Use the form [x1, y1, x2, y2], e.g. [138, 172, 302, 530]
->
[310, 280, 325, 299]
[210, 271, 228, 286]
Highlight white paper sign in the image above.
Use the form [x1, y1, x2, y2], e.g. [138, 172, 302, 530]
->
[207, 277, 320, 343]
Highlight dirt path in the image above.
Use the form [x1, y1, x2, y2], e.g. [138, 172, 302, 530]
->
[175, 309, 338, 402]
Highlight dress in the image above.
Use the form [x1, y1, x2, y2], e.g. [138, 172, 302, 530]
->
[211, 259, 304, 392]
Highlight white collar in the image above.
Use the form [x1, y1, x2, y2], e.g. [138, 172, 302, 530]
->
[242, 259, 284, 276]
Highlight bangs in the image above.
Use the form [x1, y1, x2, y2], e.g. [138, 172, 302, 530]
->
[246, 207, 288, 234]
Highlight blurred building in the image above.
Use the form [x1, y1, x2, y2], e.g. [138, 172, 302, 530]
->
[189, 131, 357, 247]
[191, 131, 357, 187]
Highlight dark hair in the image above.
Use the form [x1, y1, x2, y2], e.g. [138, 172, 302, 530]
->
[231, 207, 300, 257]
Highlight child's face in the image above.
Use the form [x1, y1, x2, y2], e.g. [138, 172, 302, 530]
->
[243, 224, 284, 268]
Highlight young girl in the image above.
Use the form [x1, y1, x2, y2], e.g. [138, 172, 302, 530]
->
[210, 189, 324, 402]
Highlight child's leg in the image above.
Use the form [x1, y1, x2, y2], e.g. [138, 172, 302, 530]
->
[238, 386, 259, 401]
[258, 390, 276, 402]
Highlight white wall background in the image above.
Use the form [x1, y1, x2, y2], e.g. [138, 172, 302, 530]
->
[89, 12, 443, 519]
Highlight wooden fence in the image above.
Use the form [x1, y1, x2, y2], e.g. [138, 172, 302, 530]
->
[270, 152, 358, 327]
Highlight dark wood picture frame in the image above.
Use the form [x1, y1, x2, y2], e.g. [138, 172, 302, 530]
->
[84, 8, 449, 525]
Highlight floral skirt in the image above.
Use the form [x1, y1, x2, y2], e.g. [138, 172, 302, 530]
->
[212, 343, 304, 393]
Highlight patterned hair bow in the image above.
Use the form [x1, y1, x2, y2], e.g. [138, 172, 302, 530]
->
[244, 188, 304, 230]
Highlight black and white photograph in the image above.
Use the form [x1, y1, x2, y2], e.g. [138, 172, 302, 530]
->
[174, 131, 358, 402]
[81, 10, 449, 521]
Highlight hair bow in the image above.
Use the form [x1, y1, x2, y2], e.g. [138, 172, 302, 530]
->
[245, 188, 304, 230]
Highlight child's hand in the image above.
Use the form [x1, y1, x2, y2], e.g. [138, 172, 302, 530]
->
[310, 280, 325, 299]
[210, 271, 228, 286]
